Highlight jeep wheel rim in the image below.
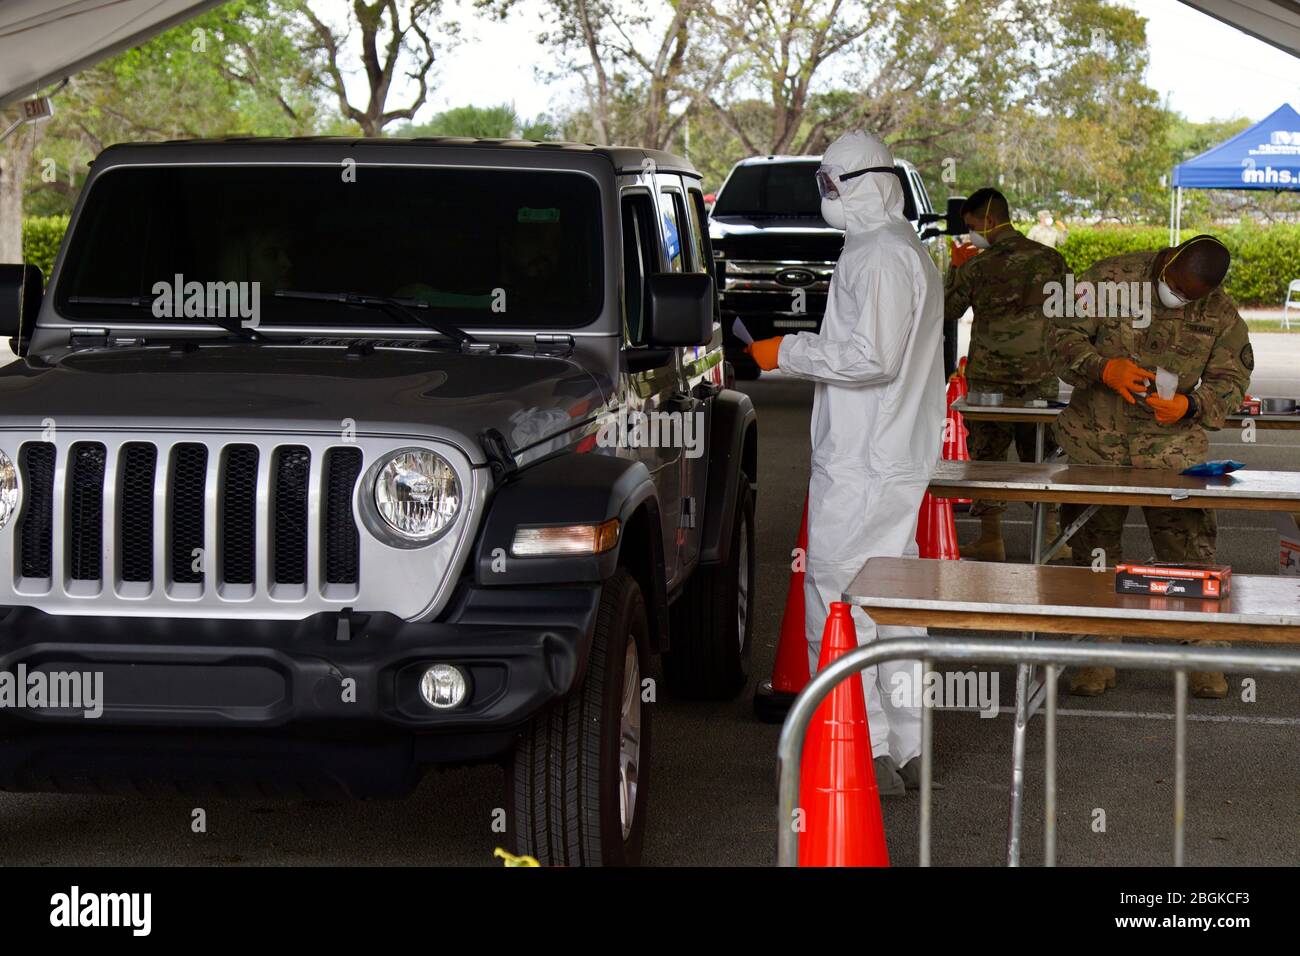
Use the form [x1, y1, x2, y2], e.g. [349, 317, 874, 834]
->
[619, 640, 641, 840]
[736, 514, 750, 650]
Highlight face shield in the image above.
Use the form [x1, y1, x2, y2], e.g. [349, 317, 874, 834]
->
[815, 163, 895, 201]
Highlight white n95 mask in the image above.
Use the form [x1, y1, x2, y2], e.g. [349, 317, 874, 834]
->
[821, 196, 846, 230]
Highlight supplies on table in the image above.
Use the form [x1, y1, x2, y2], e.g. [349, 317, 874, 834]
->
[1115, 562, 1232, 599]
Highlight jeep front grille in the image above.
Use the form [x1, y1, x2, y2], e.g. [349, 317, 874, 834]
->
[323, 447, 363, 586]
[17, 443, 54, 579]
[170, 443, 208, 584]
[14, 438, 364, 600]
[4, 433, 478, 621]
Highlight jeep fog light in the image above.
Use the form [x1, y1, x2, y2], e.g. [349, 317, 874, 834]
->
[0, 450, 17, 531]
[511, 518, 620, 557]
[420, 664, 468, 710]
[374, 450, 460, 541]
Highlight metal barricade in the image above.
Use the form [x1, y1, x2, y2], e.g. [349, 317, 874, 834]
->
[776, 636, 1300, 867]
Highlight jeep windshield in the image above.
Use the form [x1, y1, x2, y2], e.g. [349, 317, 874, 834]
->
[712, 162, 823, 219]
[55, 164, 603, 330]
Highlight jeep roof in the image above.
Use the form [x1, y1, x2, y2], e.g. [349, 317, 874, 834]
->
[88, 136, 702, 178]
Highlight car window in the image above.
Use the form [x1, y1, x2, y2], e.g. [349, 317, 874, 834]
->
[712, 162, 821, 217]
[683, 187, 711, 276]
[659, 188, 686, 273]
[55, 165, 603, 329]
[621, 192, 657, 344]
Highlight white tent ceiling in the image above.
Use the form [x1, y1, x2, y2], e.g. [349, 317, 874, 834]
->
[0, 0, 1296, 112]
[1177, 0, 1300, 58]
[0, 0, 225, 108]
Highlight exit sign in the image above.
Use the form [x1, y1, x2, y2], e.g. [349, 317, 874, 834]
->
[21, 96, 53, 121]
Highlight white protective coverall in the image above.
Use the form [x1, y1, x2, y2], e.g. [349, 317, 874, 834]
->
[777, 131, 945, 765]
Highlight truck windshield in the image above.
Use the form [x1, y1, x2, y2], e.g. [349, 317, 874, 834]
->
[56, 164, 603, 329]
[712, 162, 823, 218]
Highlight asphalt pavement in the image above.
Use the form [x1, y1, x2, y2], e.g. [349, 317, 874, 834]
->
[0, 351, 1297, 866]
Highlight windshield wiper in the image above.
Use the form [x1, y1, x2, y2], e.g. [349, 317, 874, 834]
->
[273, 290, 477, 345]
[65, 296, 261, 341]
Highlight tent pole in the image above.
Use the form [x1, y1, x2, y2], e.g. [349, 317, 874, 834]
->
[1168, 186, 1176, 247]
[1174, 187, 1183, 245]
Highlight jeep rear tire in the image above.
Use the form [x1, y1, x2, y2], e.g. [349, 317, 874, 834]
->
[663, 479, 755, 699]
[507, 569, 651, 866]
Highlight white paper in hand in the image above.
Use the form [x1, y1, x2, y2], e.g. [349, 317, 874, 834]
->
[731, 317, 754, 346]
[1156, 367, 1178, 401]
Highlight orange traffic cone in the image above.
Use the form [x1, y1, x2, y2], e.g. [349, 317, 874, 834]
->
[943, 367, 971, 508]
[916, 491, 960, 560]
[799, 602, 889, 867]
[754, 494, 811, 723]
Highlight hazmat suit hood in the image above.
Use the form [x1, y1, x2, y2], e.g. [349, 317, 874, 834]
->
[819, 130, 906, 235]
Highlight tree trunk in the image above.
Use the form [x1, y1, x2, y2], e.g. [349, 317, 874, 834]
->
[0, 124, 39, 263]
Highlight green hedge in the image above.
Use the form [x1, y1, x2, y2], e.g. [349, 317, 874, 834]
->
[23, 214, 1299, 306]
[21, 215, 69, 283]
[1056, 224, 1300, 307]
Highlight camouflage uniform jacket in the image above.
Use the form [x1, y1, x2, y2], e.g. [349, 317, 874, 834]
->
[944, 227, 1067, 394]
[1049, 251, 1253, 470]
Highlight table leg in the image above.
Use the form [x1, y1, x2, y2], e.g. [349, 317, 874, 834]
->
[1031, 423, 1046, 564]
[1008, 422, 1049, 864]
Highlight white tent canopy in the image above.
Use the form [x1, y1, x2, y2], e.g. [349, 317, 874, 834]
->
[0, 0, 225, 109]
[1178, 0, 1300, 59]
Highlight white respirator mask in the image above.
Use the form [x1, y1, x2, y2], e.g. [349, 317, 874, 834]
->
[820, 196, 847, 230]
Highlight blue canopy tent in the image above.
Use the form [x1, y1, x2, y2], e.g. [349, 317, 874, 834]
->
[1170, 103, 1300, 244]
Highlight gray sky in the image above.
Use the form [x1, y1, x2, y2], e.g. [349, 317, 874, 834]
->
[401, 0, 1300, 126]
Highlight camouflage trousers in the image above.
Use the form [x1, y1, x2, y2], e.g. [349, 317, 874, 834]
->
[1062, 504, 1217, 568]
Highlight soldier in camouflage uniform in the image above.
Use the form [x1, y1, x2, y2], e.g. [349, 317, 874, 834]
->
[1049, 235, 1252, 699]
[945, 188, 1067, 561]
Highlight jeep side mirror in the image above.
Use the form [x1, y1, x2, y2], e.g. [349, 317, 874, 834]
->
[0, 264, 43, 353]
[644, 272, 714, 348]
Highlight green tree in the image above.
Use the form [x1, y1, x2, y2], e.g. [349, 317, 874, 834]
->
[8, 1, 324, 239]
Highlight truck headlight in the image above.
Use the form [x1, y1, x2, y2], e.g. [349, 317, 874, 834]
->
[0, 450, 16, 530]
[373, 450, 460, 541]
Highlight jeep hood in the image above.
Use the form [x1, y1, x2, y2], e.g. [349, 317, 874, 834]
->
[0, 345, 608, 464]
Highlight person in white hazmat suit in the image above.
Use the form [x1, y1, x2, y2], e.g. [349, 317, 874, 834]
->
[745, 131, 945, 795]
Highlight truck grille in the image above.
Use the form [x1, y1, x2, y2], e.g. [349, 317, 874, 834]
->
[14, 438, 365, 599]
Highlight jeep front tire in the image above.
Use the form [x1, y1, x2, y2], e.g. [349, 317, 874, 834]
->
[507, 569, 651, 866]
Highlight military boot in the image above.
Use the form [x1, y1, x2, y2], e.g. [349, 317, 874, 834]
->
[1042, 510, 1071, 564]
[961, 513, 1005, 562]
[1189, 640, 1229, 699]
[1068, 635, 1120, 696]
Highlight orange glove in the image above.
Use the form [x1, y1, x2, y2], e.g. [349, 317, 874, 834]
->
[950, 241, 979, 268]
[1146, 393, 1189, 425]
[1101, 358, 1155, 404]
[746, 336, 784, 372]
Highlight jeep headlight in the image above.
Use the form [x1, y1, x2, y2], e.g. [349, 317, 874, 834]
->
[373, 450, 460, 541]
[0, 451, 15, 530]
